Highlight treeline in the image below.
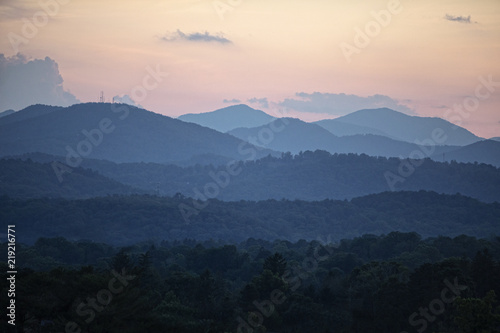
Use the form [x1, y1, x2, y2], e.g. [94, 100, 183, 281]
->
[1, 191, 499, 245]
[1, 233, 500, 332]
[4, 150, 500, 202]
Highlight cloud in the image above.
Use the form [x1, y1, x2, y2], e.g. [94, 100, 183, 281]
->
[279, 92, 416, 116]
[444, 14, 474, 24]
[112, 95, 142, 108]
[248, 97, 269, 109]
[223, 98, 241, 103]
[0, 0, 37, 20]
[0, 53, 80, 111]
[160, 30, 232, 44]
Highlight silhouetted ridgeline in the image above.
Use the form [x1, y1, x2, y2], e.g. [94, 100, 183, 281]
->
[1, 191, 499, 245]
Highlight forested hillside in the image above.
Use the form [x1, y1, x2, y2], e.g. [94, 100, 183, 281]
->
[6, 150, 500, 202]
[2, 191, 499, 245]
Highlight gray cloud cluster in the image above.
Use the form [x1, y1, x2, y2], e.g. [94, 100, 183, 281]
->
[248, 97, 269, 109]
[160, 30, 232, 44]
[444, 14, 473, 23]
[223, 98, 241, 103]
[0, 53, 80, 111]
[279, 92, 415, 116]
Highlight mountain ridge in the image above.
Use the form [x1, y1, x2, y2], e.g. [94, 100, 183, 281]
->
[0, 102, 277, 165]
[228, 117, 458, 158]
[325, 107, 482, 146]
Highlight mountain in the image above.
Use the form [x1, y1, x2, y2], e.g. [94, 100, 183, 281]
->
[12, 150, 500, 203]
[317, 108, 482, 146]
[4, 191, 500, 245]
[0, 109, 15, 118]
[0, 104, 62, 124]
[228, 117, 456, 158]
[178, 104, 275, 132]
[437, 140, 500, 167]
[490, 137, 500, 142]
[0, 103, 276, 165]
[0, 158, 141, 198]
[314, 119, 392, 138]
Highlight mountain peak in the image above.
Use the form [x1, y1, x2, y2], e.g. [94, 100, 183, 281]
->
[178, 104, 275, 132]
[327, 107, 482, 146]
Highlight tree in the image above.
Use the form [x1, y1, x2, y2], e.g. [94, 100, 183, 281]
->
[263, 253, 287, 276]
[453, 290, 500, 333]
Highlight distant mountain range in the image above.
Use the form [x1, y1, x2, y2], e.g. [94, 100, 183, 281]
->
[228, 117, 456, 159]
[178, 104, 275, 132]
[1, 103, 498, 173]
[0, 103, 276, 165]
[315, 108, 482, 146]
[177, 105, 483, 146]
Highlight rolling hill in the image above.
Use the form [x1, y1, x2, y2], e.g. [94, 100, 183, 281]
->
[3, 191, 499, 245]
[438, 140, 500, 166]
[0, 158, 142, 198]
[10, 150, 500, 203]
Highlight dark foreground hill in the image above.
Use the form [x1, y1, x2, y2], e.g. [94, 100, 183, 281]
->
[1, 191, 499, 245]
[0, 103, 275, 165]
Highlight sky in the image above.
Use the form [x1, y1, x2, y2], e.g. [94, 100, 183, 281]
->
[0, 0, 499, 138]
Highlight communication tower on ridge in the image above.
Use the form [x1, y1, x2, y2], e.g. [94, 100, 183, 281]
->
[99, 91, 105, 103]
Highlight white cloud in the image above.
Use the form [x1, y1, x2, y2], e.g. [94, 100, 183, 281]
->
[112, 94, 142, 108]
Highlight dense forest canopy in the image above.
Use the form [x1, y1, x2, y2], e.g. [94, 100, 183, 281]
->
[1, 233, 499, 332]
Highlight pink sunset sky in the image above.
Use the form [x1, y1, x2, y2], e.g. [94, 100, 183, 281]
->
[0, 0, 499, 138]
